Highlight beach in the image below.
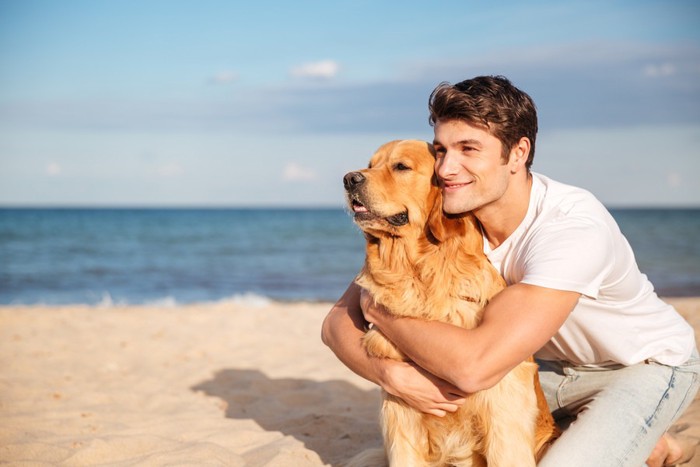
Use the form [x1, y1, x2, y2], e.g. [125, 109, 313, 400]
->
[1, 298, 699, 466]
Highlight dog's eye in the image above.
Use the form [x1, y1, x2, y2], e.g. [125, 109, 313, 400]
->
[393, 162, 411, 171]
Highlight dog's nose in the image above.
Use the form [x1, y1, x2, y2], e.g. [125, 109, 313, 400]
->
[343, 172, 366, 190]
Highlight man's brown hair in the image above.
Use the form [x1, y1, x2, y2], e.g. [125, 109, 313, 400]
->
[428, 75, 537, 169]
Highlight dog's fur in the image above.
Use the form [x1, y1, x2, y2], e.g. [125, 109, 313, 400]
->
[344, 140, 558, 466]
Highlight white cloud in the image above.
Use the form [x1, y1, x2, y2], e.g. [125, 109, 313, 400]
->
[210, 70, 239, 84]
[156, 163, 184, 177]
[667, 171, 682, 188]
[46, 162, 61, 176]
[290, 60, 339, 80]
[282, 162, 317, 181]
[644, 63, 676, 77]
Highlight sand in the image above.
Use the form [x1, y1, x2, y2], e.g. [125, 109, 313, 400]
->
[1, 298, 699, 466]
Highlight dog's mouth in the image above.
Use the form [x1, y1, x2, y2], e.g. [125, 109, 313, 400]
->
[351, 198, 368, 214]
[349, 196, 409, 227]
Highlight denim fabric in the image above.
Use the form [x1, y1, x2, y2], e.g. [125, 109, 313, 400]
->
[537, 351, 700, 467]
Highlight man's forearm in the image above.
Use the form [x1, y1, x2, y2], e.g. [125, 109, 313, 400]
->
[324, 284, 477, 415]
[364, 283, 580, 393]
[368, 309, 488, 392]
[321, 282, 387, 385]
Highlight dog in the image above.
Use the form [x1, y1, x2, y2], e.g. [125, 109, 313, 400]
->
[343, 140, 558, 466]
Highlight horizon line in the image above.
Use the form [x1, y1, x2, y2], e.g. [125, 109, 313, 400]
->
[1, 204, 699, 211]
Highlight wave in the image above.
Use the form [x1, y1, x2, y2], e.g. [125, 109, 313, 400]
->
[1, 291, 327, 308]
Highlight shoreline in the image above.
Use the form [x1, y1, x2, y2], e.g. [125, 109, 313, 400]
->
[4, 292, 700, 308]
[1, 298, 698, 466]
[0, 294, 343, 309]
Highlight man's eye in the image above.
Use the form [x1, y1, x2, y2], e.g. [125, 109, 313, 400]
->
[394, 162, 411, 171]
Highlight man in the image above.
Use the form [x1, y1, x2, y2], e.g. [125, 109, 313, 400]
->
[322, 75, 699, 466]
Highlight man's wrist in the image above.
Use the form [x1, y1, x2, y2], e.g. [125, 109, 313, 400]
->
[359, 288, 390, 327]
[372, 357, 410, 399]
[366, 300, 392, 329]
[370, 356, 394, 390]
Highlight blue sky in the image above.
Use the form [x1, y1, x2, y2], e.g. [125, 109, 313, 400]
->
[1, 0, 699, 207]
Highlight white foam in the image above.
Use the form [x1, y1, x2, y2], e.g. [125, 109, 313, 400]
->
[97, 292, 115, 308]
[144, 296, 179, 307]
[217, 292, 272, 308]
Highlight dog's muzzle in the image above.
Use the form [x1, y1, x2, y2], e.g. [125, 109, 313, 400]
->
[343, 171, 365, 192]
[343, 170, 409, 227]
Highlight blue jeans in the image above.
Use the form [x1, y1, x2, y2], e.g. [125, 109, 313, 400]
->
[537, 351, 700, 467]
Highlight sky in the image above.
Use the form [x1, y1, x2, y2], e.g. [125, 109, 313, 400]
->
[0, 0, 699, 207]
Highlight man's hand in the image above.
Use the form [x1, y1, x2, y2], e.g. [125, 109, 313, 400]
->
[360, 288, 390, 327]
[646, 433, 694, 467]
[379, 359, 467, 417]
[359, 288, 468, 416]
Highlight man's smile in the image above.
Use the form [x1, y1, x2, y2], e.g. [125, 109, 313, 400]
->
[442, 180, 474, 192]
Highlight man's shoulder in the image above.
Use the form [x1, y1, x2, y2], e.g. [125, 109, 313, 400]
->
[526, 173, 618, 248]
[533, 173, 596, 201]
[532, 173, 608, 218]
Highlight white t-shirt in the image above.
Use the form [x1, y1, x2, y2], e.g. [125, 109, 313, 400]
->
[484, 173, 696, 367]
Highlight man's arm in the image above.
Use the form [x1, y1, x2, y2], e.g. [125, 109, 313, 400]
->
[361, 284, 695, 467]
[321, 281, 468, 416]
[321, 282, 381, 384]
[362, 282, 581, 393]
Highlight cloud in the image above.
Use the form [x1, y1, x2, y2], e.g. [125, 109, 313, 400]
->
[2, 41, 698, 136]
[290, 60, 340, 80]
[644, 63, 676, 77]
[264, 41, 700, 133]
[282, 162, 317, 181]
[156, 163, 184, 177]
[46, 162, 61, 176]
[667, 171, 682, 188]
[209, 70, 239, 84]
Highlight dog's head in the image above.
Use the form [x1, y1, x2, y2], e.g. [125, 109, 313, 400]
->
[344, 139, 467, 242]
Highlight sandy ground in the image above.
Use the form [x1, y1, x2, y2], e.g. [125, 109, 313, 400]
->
[1, 298, 698, 466]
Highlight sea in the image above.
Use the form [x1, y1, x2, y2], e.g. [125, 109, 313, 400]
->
[0, 207, 698, 306]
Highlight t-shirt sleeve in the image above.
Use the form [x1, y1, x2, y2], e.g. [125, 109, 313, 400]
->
[519, 216, 614, 299]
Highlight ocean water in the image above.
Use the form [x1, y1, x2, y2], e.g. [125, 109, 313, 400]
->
[0, 208, 698, 305]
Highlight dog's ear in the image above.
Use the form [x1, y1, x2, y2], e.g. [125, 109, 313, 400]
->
[426, 184, 467, 243]
[426, 180, 483, 251]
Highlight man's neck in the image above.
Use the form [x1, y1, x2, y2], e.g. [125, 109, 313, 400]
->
[476, 172, 533, 250]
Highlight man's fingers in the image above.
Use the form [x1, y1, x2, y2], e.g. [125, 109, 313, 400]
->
[427, 401, 462, 416]
[646, 435, 668, 467]
[429, 401, 460, 413]
[442, 403, 459, 413]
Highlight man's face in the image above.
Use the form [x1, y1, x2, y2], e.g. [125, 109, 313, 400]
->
[433, 119, 511, 215]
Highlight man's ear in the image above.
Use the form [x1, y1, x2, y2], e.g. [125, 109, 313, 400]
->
[509, 137, 531, 173]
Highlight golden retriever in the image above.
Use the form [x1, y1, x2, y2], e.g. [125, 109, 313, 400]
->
[343, 140, 558, 466]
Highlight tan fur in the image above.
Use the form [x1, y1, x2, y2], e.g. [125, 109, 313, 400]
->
[344, 140, 558, 467]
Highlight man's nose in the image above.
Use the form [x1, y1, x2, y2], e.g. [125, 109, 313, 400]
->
[435, 152, 459, 179]
[343, 171, 366, 190]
